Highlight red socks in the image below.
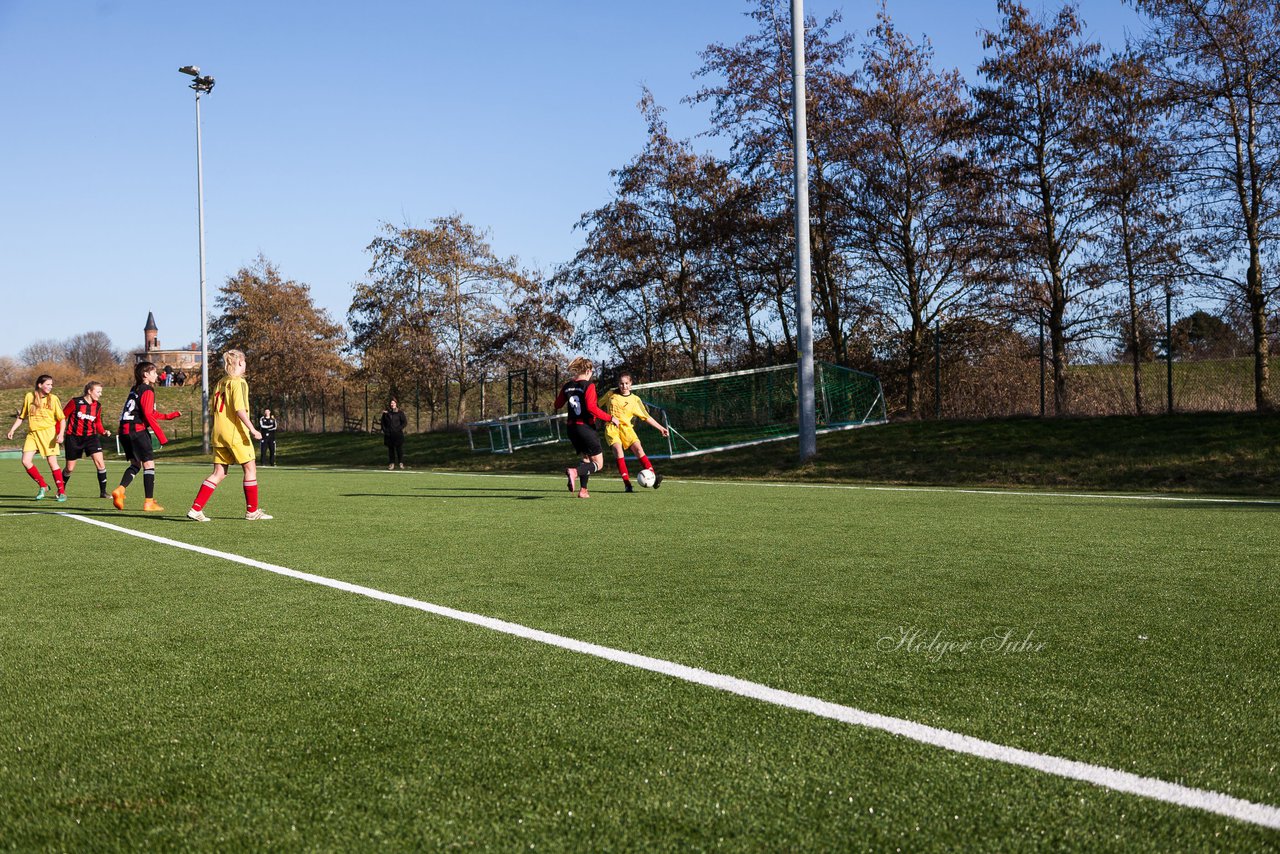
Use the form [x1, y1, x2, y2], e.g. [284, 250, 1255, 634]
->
[52, 468, 65, 494]
[640, 455, 653, 471]
[190, 478, 259, 512]
[191, 479, 216, 511]
[25, 466, 48, 488]
[615, 458, 630, 482]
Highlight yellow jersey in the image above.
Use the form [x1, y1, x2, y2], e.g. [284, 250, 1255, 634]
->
[18, 392, 63, 433]
[598, 390, 651, 427]
[212, 376, 253, 452]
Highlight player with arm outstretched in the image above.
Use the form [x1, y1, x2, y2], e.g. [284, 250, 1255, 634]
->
[553, 356, 618, 499]
[112, 361, 181, 512]
[598, 371, 668, 492]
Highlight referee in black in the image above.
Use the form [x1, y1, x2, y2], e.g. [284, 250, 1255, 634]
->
[258, 409, 278, 466]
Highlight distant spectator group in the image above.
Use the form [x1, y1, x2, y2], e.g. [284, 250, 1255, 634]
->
[156, 366, 188, 387]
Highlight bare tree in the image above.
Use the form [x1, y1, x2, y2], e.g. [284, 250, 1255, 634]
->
[564, 92, 740, 377]
[1089, 49, 1183, 414]
[356, 216, 527, 423]
[64, 331, 120, 375]
[973, 1, 1107, 415]
[0, 356, 24, 389]
[1132, 0, 1280, 410]
[691, 0, 863, 365]
[842, 9, 991, 416]
[19, 339, 65, 367]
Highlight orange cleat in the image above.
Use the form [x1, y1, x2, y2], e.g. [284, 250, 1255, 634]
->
[142, 498, 165, 512]
[111, 486, 126, 510]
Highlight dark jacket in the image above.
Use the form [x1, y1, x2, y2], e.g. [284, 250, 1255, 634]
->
[380, 409, 407, 443]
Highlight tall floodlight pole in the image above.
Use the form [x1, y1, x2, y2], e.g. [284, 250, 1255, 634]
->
[180, 66, 215, 453]
[791, 0, 816, 461]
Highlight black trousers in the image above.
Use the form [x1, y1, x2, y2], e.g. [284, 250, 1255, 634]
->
[260, 437, 276, 464]
[385, 434, 404, 464]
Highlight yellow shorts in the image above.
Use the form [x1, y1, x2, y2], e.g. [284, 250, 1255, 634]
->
[214, 443, 255, 466]
[604, 422, 639, 449]
[24, 428, 58, 459]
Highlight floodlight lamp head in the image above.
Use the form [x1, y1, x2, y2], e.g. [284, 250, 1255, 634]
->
[179, 65, 200, 76]
[190, 75, 215, 94]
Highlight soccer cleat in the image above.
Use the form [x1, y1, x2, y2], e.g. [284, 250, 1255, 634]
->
[398, 462, 405, 469]
[99, 491, 108, 499]
[653, 473, 664, 489]
[34, 487, 48, 501]
[577, 488, 590, 499]
[142, 498, 165, 512]
[624, 480, 634, 493]
[245, 508, 274, 521]
[388, 464, 395, 471]
[566, 467, 579, 492]
[186, 509, 211, 523]
[111, 486, 126, 510]
[56, 492, 67, 503]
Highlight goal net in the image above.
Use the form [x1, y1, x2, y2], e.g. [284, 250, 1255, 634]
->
[632, 362, 887, 458]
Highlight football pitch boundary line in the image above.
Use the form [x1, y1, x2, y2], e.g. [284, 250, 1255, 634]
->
[60, 511, 1280, 832]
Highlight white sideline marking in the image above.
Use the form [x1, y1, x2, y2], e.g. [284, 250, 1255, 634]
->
[60, 511, 1280, 831]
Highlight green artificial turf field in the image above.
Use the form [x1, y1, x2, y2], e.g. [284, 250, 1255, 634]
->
[1, 461, 1277, 850]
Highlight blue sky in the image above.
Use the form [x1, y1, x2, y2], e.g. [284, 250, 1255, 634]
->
[0, 1, 1144, 360]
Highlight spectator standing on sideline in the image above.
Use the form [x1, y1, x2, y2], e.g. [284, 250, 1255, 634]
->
[380, 398, 408, 470]
[62, 380, 112, 498]
[186, 349, 272, 522]
[258, 409, 278, 466]
[6, 374, 67, 501]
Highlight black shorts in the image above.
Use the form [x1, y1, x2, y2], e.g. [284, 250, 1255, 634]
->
[119, 431, 155, 463]
[64, 434, 103, 461]
[567, 422, 602, 456]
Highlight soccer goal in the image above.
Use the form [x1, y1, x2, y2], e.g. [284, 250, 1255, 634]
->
[466, 411, 563, 454]
[632, 362, 887, 459]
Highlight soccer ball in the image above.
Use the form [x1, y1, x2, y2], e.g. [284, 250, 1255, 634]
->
[637, 468, 656, 488]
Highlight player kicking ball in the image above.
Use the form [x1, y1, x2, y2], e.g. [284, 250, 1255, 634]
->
[554, 357, 618, 499]
[598, 372, 667, 493]
[186, 349, 272, 522]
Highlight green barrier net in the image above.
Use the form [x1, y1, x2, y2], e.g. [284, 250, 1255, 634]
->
[632, 362, 887, 458]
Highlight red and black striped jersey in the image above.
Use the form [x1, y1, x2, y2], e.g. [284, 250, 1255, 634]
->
[63, 396, 106, 437]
